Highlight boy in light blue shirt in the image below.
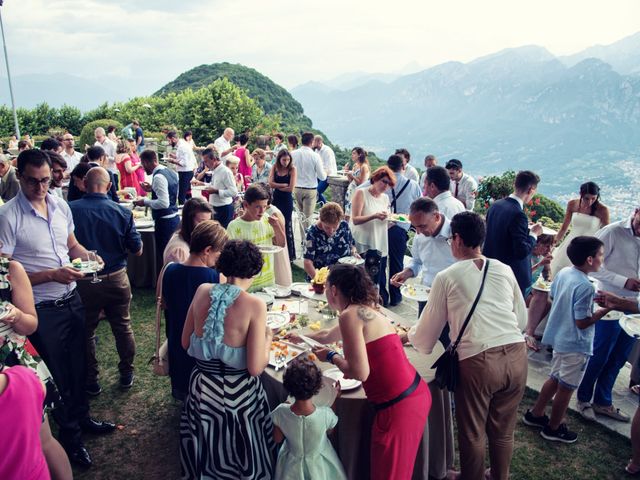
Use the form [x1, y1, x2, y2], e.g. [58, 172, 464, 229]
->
[523, 236, 609, 443]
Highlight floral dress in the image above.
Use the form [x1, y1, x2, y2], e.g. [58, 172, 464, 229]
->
[0, 257, 61, 412]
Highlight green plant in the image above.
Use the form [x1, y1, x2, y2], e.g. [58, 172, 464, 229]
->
[78, 119, 123, 150]
[524, 194, 564, 223]
[475, 170, 516, 215]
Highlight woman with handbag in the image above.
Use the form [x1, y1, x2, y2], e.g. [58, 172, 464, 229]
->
[312, 264, 431, 480]
[159, 220, 228, 401]
[407, 212, 527, 480]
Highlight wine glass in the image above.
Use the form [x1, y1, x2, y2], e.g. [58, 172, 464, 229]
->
[88, 250, 102, 284]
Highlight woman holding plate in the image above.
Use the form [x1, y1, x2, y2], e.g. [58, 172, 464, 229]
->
[312, 264, 430, 480]
[303, 202, 359, 281]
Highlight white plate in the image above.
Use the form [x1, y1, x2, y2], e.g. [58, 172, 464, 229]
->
[252, 291, 275, 305]
[323, 367, 362, 391]
[264, 285, 292, 298]
[532, 280, 552, 292]
[338, 256, 365, 266]
[620, 315, 640, 337]
[135, 220, 155, 229]
[389, 213, 410, 224]
[300, 288, 327, 302]
[65, 261, 101, 274]
[401, 284, 430, 302]
[259, 245, 283, 255]
[267, 312, 290, 330]
[291, 282, 311, 295]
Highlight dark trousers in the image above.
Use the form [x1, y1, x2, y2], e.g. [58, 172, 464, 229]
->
[213, 204, 234, 229]
[155, 215, 180, 268]
[29, 291, 89, 447]
[418, 301, 451, 348]
[380, 225, 408, 306]
[177, 171, 193, 205]
[76, 269, 136, 384]
[317, 179, 329, 205]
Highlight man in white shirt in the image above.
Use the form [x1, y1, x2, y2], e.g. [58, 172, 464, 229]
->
[576, 208, 640, 422]
[213, 128, 237, 160]
[94, 127, 118, 185]
[61, 133, 84, 175]
[313, 135, 337, 205]
[446, 159, 477, 210]
[419, 154, 437, 193]
[292, 132, 326, 226]
[425, 166, 465, 218]
[166, 131, 197, 205]
[202, 147, 238, 228]
[395, 148, 420, 184]
[391, 197, 457, 345]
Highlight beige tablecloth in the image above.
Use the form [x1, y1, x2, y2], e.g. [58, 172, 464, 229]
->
[262, 301, 455, 480]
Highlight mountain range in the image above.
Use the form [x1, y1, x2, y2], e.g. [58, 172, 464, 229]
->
[290, 32, 640, 219]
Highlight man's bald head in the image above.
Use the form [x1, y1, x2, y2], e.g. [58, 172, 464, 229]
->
[85, 167, 111, 193]
[223, 128, 235, 141]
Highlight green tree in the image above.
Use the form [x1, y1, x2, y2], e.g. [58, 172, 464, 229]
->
[79, 119, 123, 150]
[57, 104, 83, 135]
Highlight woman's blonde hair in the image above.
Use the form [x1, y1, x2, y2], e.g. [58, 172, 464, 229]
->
[189, 220, 228, 254]
[252, 148, 266, 160]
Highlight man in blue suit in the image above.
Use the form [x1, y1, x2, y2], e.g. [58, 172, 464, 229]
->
[483, 171, 543, 295]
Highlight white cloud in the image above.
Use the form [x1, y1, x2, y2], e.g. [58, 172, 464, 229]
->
[1, 0, 638, 94]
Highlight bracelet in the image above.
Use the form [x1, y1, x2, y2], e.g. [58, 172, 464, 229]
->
[326, 350, 338, 364]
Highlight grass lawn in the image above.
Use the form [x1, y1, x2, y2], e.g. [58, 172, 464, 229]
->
[75, 281, 633, 479]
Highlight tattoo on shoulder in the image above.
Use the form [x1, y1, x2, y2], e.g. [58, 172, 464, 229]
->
[357, 306, 375, 322]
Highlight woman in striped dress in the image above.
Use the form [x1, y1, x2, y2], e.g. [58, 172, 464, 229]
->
[180, 240, 276, 479]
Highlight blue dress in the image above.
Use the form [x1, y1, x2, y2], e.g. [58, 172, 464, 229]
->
[162, 263, 219, 400]
[180, 284, 276, 479]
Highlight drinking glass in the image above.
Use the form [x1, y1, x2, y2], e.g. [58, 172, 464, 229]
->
[88, 250, 102, 284]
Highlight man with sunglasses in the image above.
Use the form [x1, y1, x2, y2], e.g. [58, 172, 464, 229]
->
[0, 150, 115, 468]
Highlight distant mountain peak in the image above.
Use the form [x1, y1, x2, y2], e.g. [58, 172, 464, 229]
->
[471, 45, 555, 65]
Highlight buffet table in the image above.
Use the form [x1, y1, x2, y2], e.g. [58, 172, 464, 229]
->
[127, 226, 157, 288]
[261, 291, 455, 480]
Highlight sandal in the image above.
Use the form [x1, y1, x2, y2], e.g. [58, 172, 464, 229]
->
[592, 404, 631, 422]
[626, 460, 640, 475]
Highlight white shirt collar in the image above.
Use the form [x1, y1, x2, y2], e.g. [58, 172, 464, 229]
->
[508, 193, 524, 209]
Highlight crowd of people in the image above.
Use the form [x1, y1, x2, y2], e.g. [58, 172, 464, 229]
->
[1, 124, 640, 480]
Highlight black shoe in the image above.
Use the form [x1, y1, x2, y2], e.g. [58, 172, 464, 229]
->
[80, 418, 116, 435]
[540, 423, 578, 443]
[67, 444, 92, 468]
[522, 409, 549, 429]
[86, 383, 102, 397]
[120, 374, 135, 390]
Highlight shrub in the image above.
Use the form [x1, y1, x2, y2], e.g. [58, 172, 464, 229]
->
[78, 119, 123, 150]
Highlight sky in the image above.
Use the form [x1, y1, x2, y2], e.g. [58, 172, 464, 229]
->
[1, 0, 639, 96]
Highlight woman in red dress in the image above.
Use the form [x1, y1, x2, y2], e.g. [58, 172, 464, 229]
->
[116, 140, 144, 196]
[313, 264, 431, 480]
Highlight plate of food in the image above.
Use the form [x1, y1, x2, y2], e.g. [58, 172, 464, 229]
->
[269, 340, 307, 369]
[134, 219, 154, 229]
[389, 213, 410, 224]
[338, 256, 364, 266]
[532, 277, 552, 292]
[267, 312, 290, 330]
[401, 283, 430, 302]
[264, 285, 292, 298]
[323, 366, 361, 391]
[65, 258, 102, 274]
[620, 315, 640, 338]
[290, 282, 311, 296]
[252, 291, 275, 306]
[259, 245, 283, 255]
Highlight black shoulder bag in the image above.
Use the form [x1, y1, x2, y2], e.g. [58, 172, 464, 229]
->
[431, 259, 490, 392]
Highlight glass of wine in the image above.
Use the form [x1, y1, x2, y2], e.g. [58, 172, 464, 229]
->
[88, 250, 102, 284]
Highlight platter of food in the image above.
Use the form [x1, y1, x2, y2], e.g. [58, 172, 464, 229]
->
[620, 315, 640, 338]
[400, 283, 430, 302]
[338, 256, 364, 266]
[269, 340, 307, 369]
[267, 312, 290, 330]
[134, 220, 154, 229]
[531, 277, 552, 292]
[264, 285, 292, 298]
[65, 258, 102, 274]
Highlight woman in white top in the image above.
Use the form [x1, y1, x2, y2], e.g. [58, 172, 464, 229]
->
[163, 198, 213, 265]
[407, 211, 527, 480]
[550, 181, 609, 278]
[350, 166, 395, 288]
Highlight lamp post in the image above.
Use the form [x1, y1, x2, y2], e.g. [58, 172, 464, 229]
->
[0, 1, 20, 138]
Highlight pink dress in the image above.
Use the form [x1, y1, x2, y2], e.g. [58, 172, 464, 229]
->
[363, 334, 431, 480]
[130, 151, 146, 185]
[236, 147, 252, 189]
[0, 366, 50, 480]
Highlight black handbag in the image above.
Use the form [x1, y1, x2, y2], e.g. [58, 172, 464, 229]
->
[432, 259, 490, 392]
